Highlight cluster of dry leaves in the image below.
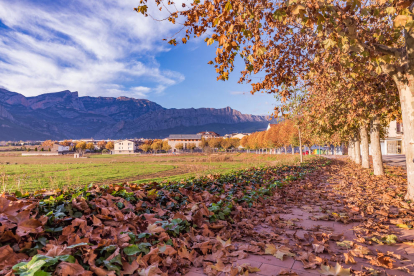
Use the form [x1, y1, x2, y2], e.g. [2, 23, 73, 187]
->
[0, 158, 413, 276]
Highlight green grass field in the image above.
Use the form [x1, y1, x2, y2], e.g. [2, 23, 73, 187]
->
[0, 152, 313, 192]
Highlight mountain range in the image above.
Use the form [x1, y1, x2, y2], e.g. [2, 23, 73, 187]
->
[0, 89, 270, 140]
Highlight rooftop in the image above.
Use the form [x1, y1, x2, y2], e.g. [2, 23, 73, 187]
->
[168, 134, 202, 140]
[197, 131, 220, 136]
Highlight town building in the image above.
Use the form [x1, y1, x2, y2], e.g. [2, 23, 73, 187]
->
[369, 120, 404, 155]
[266, 118, 284, 130]
[167, 134, 202, 151]
[113, 140, 137, 154]
[51, 143, 70, 153]
[79, 138, 95, 143]
[197, 131, 220, 139]
[223, 133, 249, 139]
[266, 124, 278, 131]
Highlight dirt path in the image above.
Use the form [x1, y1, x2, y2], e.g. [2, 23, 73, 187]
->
[382, 154, 407, 169]
[186, 159, 414, 276]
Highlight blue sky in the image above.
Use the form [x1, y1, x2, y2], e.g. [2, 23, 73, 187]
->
[0, 0, 275, 115]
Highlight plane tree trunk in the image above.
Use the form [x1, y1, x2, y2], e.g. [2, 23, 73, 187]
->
[376, 26, 414, 199]
[360, 125, 370, 169]
[392, 76, 414, 200]
[298, 127, 303, 163]
[349, 139, 354, 162]
[370, 117, 384, 176]
[354, 133, 362, 165]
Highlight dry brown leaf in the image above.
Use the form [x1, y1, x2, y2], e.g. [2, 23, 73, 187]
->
[55, 262, 93, 276]
[265, 244, 295, 260]
[312, 243, 325, 253]
[319, 263, 351, 276]
[146, 223, 165, 234]
[278, 269, 299, 276]
[369, 253, 395, 269]
[344, 252, 356, 264]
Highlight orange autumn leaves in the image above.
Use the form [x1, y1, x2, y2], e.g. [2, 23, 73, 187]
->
[240, 120, 299, 150]
[1, 162, 321, 275]
[1, 158, 414, 275]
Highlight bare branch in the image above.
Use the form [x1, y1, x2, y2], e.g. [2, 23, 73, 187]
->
[361, 42, 401, 56]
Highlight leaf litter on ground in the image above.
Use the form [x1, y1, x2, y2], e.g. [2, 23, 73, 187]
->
[0, 157, 414, 275]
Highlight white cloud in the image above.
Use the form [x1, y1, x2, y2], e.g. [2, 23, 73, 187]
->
[0, 0, 185, 98]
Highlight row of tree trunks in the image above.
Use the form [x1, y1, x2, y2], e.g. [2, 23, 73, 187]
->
[349, 122, 384, 176]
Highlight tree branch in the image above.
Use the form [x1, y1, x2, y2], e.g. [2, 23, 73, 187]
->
[372, 43, 401, 56]
[361, 42, 401, 57]
[409, 1, 414, 13]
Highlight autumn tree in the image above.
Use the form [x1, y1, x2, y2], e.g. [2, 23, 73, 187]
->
[208, 138, 222, 151]
[221, 139, 232, 151]
[97, 140, 107, 150]
[136, 0, 414, 199]
[86, 143, 95, 152]
[76, 141, 87, 154]
[106, 141, 114, 150]
[302, 69, 399, 173]
[162, 140, 172, 152]
[240, 136, 249, 150]
[175, 143, 184, 151]
[230, 138, 240, 149]
[140, 144, 152, 153]
[200, 138, 209, 149]
[266, 124, 283, 153]
[42, 140, 55, 148]
[151, 140, 163, 154]
[187, 143, 197, 152]
[247, 132, 259, 151]
[61, 140, 72, 147]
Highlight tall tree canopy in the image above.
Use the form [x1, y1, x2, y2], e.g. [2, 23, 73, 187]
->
[137, 0, 414, 199]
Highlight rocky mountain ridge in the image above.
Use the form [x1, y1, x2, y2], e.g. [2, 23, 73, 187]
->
[0, 89, 270, 140]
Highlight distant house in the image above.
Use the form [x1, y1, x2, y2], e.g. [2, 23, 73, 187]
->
[266, 118, 284, 130]
[267, 124, 278, 131]
[51, 143, 70, 153]
[79, 138, 95, 143]
[369, 120, 404, 155]
[168, 134, 202, 151]
[224, 133, 249, 139]
[113, 140, 137, 154]
[232, 133, 249, 139]
[197, 131, 220, 139]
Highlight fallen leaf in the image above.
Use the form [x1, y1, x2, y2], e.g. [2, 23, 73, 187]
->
[369, 253, 395, 269]
[312, 243, 325, 253]
[146, 224, 164, 234]
[350, 245, 371, 258]
[344, 253, 356, 264]
[265, 244, 295, 260]
[55, 262, 93, 276]
[336, 240, 353, 249]
[319, 263, 351, 276]
[278, 269, 299, 276]
[138, 263, 165, 276]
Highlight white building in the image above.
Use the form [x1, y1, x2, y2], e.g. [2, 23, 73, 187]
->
[369, 120, 404, 155]
[52, 143, 70, 152]
[167, 134, 202, 151]
[113, 140, 137, 154]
